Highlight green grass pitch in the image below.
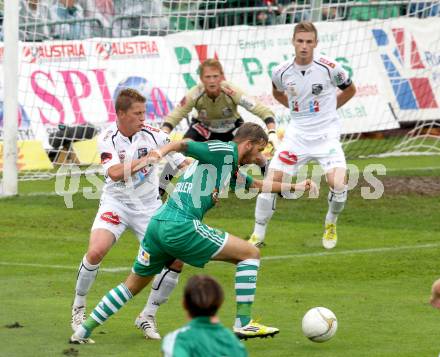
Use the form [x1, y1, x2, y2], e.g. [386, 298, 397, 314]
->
[1, 156, 440, 356]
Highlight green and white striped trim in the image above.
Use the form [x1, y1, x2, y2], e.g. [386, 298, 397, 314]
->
[235, 259, 259, 303]
[193, 220, 223, 246]
[237, 259, 260, 268]
[211, 232, 229, 258]
[91, 283, 132, 324]
[208, 142, 233, 152]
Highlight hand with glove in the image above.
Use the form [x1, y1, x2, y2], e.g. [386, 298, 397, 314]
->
[268, 129, 279, 151]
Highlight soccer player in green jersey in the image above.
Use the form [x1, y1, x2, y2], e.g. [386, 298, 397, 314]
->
[162, 274, 247, 357]
[70, 123, 317, 344]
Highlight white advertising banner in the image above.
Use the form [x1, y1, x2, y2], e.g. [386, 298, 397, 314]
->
[364, 18, 440, 122]
[1, 18, 439, 148]
[164, 22, 400, 134]
[2, 37, 179, 148]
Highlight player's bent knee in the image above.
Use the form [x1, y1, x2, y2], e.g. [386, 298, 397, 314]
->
[86, 249, 105, 265]
[125, 273, 154, 296]
[331, 182, 347, 193]
[259, 192, 275, 201]
[328, 186, 348, 203]
[243, 243, 260, 260]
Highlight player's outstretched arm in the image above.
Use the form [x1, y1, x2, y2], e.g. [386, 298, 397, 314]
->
[250, 178, 318, 195]
[107, 157, 156, 182]
[161, 92, 196, 133]
[133, 140, 189, 171]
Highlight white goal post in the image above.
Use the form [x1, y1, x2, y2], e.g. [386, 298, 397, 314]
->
[1, 0, 19, 196]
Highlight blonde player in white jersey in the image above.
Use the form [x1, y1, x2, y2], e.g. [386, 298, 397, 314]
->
[71, 88, 188, 340]
[249, 21, 356, 249]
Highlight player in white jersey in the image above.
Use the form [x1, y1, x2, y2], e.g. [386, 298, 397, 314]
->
[249, 21, 356, 249]
[71, 88, 188, 340]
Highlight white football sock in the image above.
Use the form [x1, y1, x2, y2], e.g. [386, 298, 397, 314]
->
[74, 255, 100, 307]
[141, 268, 180, 317]
[253, 193, 276, 241]
[325, 186, 347, 225]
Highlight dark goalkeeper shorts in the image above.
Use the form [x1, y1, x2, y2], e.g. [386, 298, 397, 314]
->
[132, 218, 229, 276]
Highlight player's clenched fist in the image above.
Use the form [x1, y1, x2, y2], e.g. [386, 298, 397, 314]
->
[295, 179, 319, 196]
[145, 149, 163, 164]
[133, 149, 163, 172]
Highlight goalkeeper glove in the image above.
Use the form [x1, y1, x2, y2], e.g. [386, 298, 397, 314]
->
[268, 129, 279, 151]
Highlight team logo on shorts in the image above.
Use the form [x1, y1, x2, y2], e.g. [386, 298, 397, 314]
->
[100, 211, 120, 225]
[278, 151, 298, 165]
[137, 247, 150, 266]
[312, 84, 323, 95]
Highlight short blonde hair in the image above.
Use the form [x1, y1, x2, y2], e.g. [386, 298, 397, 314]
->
[293, 21, 318, 41]
[115, 88, 146, 113]
[199, 59, 224, 77]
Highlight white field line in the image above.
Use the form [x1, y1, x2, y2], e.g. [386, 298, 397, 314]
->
[385, 166, 440, 172]
[2, 242, 440, 273]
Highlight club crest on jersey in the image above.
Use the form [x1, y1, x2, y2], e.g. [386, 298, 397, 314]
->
[278, 151, 298, 165]
[137, 247, 150, 266]
[222, 107, 233, 117]
[312, 84, 323, 95]
[137, 147, 148, 158]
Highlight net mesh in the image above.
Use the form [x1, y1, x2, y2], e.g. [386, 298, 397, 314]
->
[0, 0, 439, 181]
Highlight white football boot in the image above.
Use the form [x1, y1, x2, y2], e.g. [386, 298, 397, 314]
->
[71, 305, 86, 332]
[135, 314, 161, 340]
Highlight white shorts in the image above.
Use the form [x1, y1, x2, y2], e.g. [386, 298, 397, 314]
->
[270, 134, 346, 177]
[91, 195, 162, 243]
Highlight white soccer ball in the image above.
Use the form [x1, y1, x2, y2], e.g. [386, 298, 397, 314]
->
[301, 307, 337, 342]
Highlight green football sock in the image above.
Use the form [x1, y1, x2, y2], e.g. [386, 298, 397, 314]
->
[235, 259, 260, 328]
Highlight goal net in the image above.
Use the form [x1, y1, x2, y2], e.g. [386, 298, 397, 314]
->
[1, 0, 439, 184]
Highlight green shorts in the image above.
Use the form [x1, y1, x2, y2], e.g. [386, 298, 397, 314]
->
[132, 218, 229, 276]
